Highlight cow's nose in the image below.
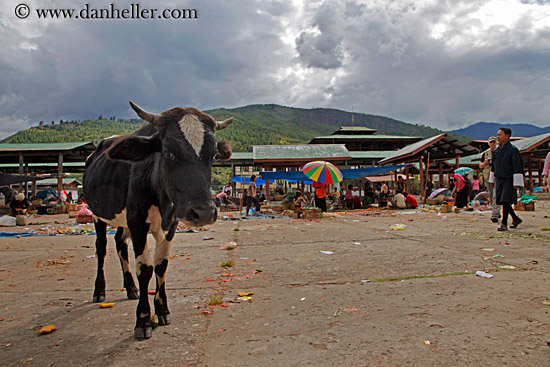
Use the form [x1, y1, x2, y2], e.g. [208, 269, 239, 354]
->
[186, 203, 217, 225]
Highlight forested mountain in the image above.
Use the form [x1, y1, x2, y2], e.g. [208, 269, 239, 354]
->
[449, 122, 550, 140]
[2, 104, 446, 150]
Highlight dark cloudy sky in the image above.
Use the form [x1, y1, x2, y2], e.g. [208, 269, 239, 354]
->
[1, 0, 549, 139]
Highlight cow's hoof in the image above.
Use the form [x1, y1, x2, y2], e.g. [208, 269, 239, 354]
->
[93, 293, 105, 303]
[158, 314, 171, 326]
[134, 326, 152, 340]
[127, 289, 139, 300]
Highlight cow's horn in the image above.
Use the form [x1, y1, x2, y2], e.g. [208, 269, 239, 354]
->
[216, 117, 233, 130]
[129, 101, 160, 124]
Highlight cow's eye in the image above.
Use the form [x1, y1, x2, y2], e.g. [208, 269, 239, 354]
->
[164, 152, 175, 160]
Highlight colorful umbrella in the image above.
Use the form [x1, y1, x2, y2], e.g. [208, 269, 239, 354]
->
[302, 161, 343, 184]
[454, 167, 473, 177]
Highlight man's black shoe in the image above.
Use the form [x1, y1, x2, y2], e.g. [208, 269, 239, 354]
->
[497, 224, 508, 231]
[491, 217, 498, 223]
[510, 218, 523, 229]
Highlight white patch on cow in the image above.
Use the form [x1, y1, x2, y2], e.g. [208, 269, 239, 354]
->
[94, 209, 127, 228]
[146, 206, 172, 302]
[178, 114, 204, 157]
[136, 244, 151, 277]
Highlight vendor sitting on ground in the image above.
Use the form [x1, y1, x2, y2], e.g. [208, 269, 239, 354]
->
[392, 191, 407, 209]
[9, 193, 31, 217]
[474, 191, 490, 205]
[404, 192, 418, 209]
[329, 187, 340, 203]
[345, 184, 363, 209]
[293, 191, 307, 218]
[378, 192, 388, 208]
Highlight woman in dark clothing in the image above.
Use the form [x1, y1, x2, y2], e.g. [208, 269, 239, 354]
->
[452, 173, 469, 208]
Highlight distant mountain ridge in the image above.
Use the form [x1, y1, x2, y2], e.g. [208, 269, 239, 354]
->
[1, 104, 450, 151]
[450, 122, 550, 140]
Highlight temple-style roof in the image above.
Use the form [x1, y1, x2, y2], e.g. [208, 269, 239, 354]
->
[253, 144, 351, 163]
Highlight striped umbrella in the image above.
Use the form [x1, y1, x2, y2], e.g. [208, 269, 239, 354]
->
[302, 161, 343, 184]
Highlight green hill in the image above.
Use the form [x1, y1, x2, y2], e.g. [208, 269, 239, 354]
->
[1, 104, 446, 150]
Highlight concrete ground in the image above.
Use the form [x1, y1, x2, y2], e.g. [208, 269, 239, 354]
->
[1, 202, 550, 366]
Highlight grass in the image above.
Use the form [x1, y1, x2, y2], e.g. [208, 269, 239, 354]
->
[368, 267, 518, 283]
[208, 297, 223, 306]
[221, 260, 235, 268]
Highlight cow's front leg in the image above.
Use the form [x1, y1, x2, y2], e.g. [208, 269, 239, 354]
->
[93, 219, 108, 303]
[114, 227, 138, 300]
[130, 221, 153, 340]
[152, 223, 176, 326]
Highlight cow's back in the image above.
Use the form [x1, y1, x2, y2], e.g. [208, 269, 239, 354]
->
[83, 124, 156, 222]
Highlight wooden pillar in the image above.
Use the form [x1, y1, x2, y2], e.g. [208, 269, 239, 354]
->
[405, 166, 410, 193]
[527, 154, 534, 195]
[419, 156, 424, 198]
[438, 162, 443, 188]
[24, 162, 29, 197]
[58, 152, 63, 199]
[455, 156, 460, 169]
[18, 152, 24, 193]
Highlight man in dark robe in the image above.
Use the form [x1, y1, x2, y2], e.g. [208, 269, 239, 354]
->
[489, 128, 524, 231]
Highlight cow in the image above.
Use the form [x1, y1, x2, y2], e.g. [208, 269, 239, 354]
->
[83, 101, 232, 339]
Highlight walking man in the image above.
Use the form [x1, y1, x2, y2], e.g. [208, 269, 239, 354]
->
[245, 175, 261, 215]
[479, 136, 501, 222]
[489, 128, 524, 231]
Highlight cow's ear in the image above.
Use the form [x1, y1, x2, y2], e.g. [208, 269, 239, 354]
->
[215, 141, 232, 160]
[107, 133, 162, 162]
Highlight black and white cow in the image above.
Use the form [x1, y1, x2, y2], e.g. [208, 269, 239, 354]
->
[83, 101, 232, 339]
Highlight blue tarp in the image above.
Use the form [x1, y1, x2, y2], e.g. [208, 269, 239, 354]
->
[260, 164, 410, 182]
[231, 176, 266, 185]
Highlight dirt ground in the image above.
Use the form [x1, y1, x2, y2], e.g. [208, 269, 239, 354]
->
[1, 202, 550, 366]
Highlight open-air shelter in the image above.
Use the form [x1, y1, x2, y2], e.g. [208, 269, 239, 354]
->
[378, 134, 479, 200]
[0, 142, 95, 194]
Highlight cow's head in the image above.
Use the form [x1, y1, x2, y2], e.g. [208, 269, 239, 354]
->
[107, 101, 232, 226]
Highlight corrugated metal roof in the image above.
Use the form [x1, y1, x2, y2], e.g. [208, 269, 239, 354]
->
[0, 142, 94, 152]
[230, 152, 253, 160]
[511, 133, 550, 152]
[0, 162, 85, 168]
[36, 178, 82, 186]
[253, 144, 351, 161]
[379, 134, 479, 164]
[311, 134, 422, 140]
[349, 151, 395, 159]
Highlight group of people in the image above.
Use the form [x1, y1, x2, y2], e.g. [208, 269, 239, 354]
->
[460, 128, 527, 231]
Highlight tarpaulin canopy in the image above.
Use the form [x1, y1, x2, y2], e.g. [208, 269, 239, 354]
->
[0, 173, 46, 187]
[231, 176, 266, 185]
[260, 164, 409, 182]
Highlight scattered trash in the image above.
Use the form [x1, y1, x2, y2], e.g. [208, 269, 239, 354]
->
[437, 213, 447, 220]
[150, 314, 159, 328]
[85, 255, 95, 259]
[425, 340, 434, 351]
[343, 308, 359, 312]
[475, 271, 494, 278]
[300, 297, 306, 301]
[99, 303, 115, 308]
[320, 251, 334, 255]
[352, 242, 361, 245]
[480, 248, 495, 252]
[391, 224, 407, 230]
[238, 292, 254, 297]
[202, 236, 214, 241]
[37, 325, 57, 335]
[543, 301, 550, 306]
[147, 290, 156, 295]
[498, 265, 516, 270]
[492, 254, 503, 258]
[333, 309, 342, 317]
[219, 242, 237, 250]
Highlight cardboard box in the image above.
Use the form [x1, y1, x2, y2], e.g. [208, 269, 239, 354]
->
[514, 201, 535, 211]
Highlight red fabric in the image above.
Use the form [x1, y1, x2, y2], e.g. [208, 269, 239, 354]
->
[314, 182, 327, 198]
[406, 195, 418, 208]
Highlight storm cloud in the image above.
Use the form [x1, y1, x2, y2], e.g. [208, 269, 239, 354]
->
[0, 0, 549, 139]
